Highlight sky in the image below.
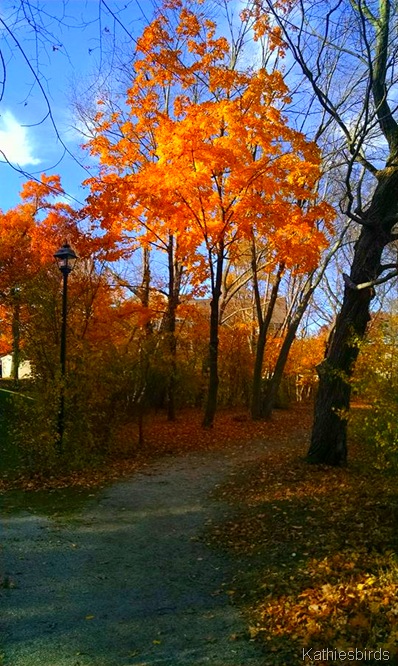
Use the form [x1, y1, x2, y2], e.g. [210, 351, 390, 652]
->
[0, 0, 258, 214]
[0, 0, 262, 299]
[0, 0, 152, 211]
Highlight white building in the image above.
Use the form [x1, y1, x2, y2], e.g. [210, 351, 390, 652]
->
[0, 355, 32, 379]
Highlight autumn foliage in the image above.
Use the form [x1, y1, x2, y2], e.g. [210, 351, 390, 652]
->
[0, 1, 338, 473]
[83, 0, 334, 426]
[3, 2, 398, 664]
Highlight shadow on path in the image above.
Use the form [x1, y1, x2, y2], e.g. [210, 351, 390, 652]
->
[1, 442, 270, 666]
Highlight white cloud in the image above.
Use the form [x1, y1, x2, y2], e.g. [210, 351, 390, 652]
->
[0, 110, 41, 166]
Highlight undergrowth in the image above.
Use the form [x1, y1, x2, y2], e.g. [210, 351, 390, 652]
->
[0, 404, 306, 491]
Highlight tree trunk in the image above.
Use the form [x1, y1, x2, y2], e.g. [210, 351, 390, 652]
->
[261, 0, 398, 464]
[163, 234, 183, 422]
[308, 168, 398, 465]
[141, 246, 152, 336]
[262, 318, 299, 419]
[262, 272, 323, 418]
[308, 276, 374, 465]
[166, 333, 177, 421]
[165, 290, 178, 422]
[202, 250, 223, 428]
[166, 236, 176, 421]
[251, 263, 284, 420]
[251, 324, 267, 420]
[11, 299, 21, 382]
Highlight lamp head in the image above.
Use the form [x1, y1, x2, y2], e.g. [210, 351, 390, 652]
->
[54, 243, 78, 274]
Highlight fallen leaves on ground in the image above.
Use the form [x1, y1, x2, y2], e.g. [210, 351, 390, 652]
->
[0, 404, 311, 492]
[205, 407, 398, 665]
[3, 402, 397, 663]
[0, 456, 147, 492]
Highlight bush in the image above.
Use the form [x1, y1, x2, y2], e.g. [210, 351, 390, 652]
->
[9, 346, 152, 473]
[351, 313, 398, 468]
[350, 394, 398, 470]
[10, 378, 60, 473]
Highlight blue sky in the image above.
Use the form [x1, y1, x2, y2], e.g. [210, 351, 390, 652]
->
[0, 0, 259, 213]
[0, 1, 152, 211]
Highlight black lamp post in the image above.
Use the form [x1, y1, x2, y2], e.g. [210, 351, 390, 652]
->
[54, 242, 78, 449]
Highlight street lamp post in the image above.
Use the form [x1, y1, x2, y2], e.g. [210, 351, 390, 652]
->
[54, 242, 78, 450]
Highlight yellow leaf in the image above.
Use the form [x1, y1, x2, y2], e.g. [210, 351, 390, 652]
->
[369, 602, 381, 614]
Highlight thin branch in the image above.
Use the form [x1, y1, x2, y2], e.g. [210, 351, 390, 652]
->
[0, 15, 94, 191]
[343, 269, 398, 290]
[379, 263, 398, 273]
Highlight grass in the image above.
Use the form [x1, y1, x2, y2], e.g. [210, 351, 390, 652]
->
[205, 407, 398, 665]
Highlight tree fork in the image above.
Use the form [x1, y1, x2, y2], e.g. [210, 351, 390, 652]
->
[308, 169, 398, 465]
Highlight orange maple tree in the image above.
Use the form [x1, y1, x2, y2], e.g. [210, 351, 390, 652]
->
[83, 0, 334, 426]
[0, 175, 83, 377]
[0, 175, 130, 378]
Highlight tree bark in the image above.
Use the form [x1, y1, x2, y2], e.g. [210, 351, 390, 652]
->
[165, 234, 182, 422]
[251, 262, 284, 420]
[141, 246, 152, 336]
[308, 168, 398, 464]
[202, 249, 223, 428]
[262, 310, 302, 419]
[262, 264, 332, 418]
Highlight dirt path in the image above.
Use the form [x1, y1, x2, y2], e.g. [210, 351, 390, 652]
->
[1, 438, 277, 666]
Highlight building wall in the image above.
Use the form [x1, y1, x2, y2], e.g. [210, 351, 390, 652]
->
[0, 355, 32, 379]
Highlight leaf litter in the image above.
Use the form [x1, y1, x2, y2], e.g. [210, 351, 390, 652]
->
[203, 407, 398, 665]
[3, 403, 398, 664]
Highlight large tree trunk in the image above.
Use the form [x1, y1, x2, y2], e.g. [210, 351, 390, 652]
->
[308, 168, 398, 464]
[261, 0, 398, 464]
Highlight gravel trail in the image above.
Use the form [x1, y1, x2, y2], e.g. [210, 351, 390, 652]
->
[1, 441, 269, 666]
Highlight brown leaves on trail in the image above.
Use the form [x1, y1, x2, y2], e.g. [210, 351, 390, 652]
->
[256, 554, 398, 655]
[139, 404, 313, 455]
[206, 411, 398, 665]
[0, 404, 311, 492]
[0, 457, 147, 493]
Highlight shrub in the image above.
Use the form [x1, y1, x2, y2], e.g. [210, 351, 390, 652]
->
[9, 345, 153, 473]
[350, 394, 398, 470]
